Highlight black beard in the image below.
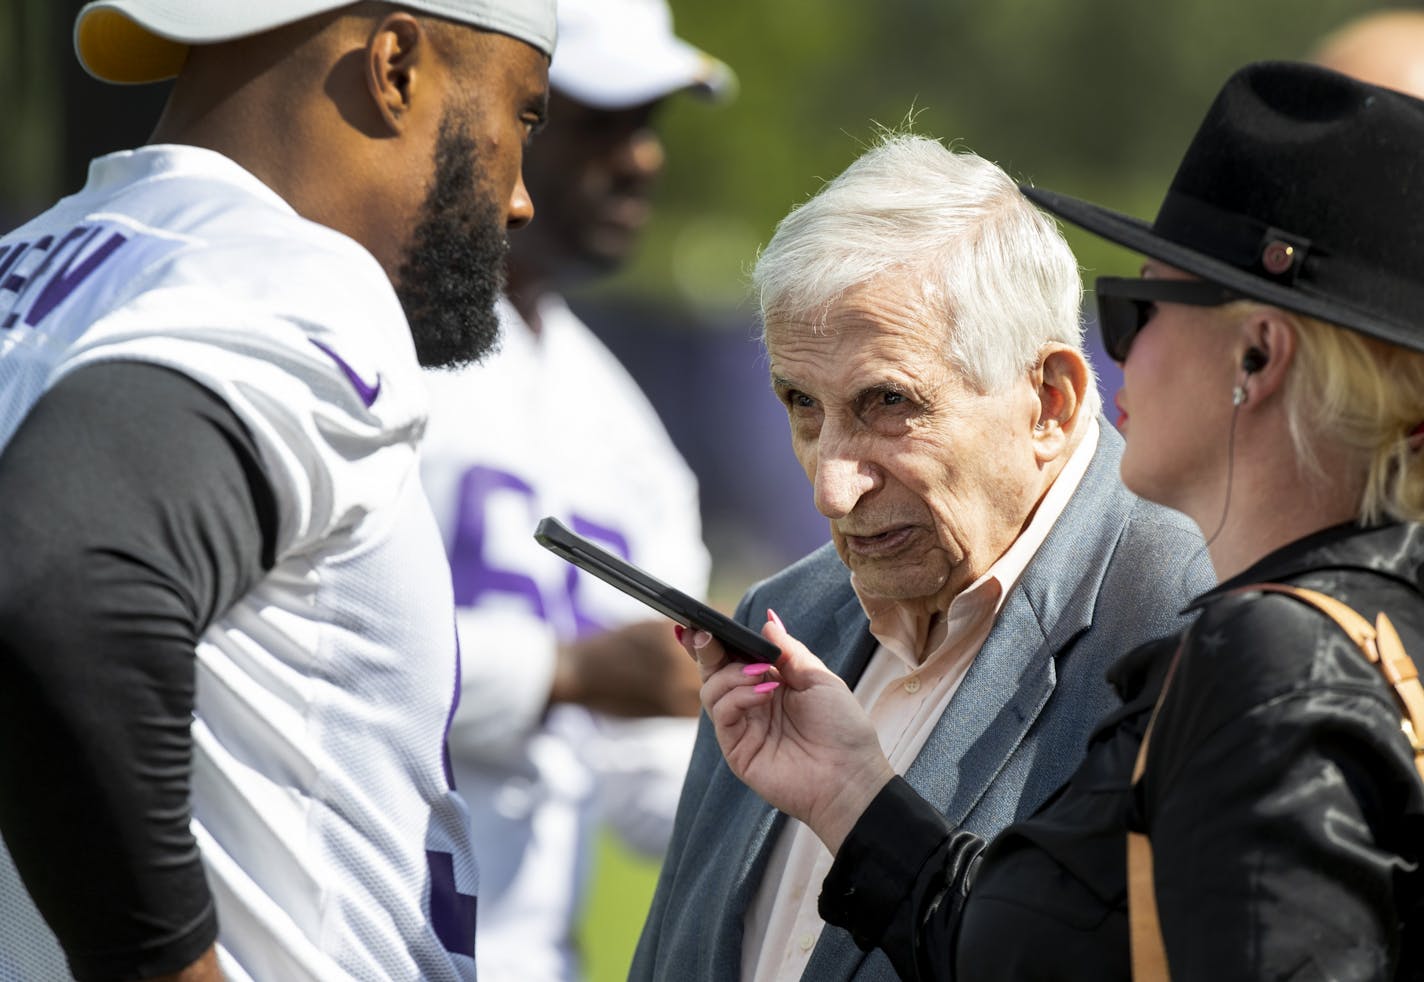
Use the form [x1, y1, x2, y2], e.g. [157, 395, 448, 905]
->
[395, 114, 509, 369]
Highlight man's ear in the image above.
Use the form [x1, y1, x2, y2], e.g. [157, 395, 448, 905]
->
[365, 13, 427, 133]
[1031, 346, 1089, 463]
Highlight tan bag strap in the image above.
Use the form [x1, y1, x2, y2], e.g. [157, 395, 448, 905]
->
[1128, 582, 1424, 981]
[1247, 583, 1424, 781]
[1128, 645, 1181, 982]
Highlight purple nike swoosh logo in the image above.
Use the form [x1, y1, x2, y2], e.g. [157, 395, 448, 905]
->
[310, 338, 381, 408]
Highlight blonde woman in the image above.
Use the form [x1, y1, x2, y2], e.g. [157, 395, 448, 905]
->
[686, 62, 1424, 980]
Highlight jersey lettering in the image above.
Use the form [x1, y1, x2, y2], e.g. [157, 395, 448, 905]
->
[447, 464, 629, 638]
[449, 465, 546, 617]
[425, 849, 478, 957]
[564, 515, 631, 637]
[0, 225, 128, 330]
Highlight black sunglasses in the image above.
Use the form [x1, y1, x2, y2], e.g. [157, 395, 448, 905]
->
[1094, 276, 1242, 362]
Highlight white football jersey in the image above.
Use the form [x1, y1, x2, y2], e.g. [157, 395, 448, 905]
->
[421, 296, 710, 981]
[0, 146, 477, 981]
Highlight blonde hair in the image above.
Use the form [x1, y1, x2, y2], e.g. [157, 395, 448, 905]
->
[1281, 312, 1424, 523]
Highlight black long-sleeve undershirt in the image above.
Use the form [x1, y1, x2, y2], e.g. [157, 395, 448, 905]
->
[0, 360, 277, 980]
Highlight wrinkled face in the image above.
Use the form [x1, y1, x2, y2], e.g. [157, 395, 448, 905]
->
[768, 276, 1046, 611]
[1113, 260, 1237, 518]
[394, 29, 548, 368]
[509, 91, 667, 281]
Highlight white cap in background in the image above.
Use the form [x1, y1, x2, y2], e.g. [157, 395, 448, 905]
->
[550, 0, 735, 108]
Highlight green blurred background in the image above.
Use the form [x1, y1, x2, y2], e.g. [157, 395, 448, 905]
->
[4, 1, 1402, 326]
[5, 1, 1407, 978]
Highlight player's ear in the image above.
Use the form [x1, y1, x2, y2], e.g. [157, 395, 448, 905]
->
[364, 12, 427, 133]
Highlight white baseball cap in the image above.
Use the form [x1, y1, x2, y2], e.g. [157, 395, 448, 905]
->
[550, 0, 735, 109]
[75, 0, 558, 85]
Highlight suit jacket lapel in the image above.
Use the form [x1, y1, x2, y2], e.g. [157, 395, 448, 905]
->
[903, 431, 1120, 828]
[902, 587, 1056, 828]
[804, 426, 1125, 982]
[716, 587, 879, 974]
[806, 589, 1080, 982]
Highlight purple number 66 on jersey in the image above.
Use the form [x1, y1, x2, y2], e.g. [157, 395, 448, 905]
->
[447, 463, 630, 638]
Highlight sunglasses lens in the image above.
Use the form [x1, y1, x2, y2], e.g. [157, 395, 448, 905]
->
[1096, 293, 1146, 362]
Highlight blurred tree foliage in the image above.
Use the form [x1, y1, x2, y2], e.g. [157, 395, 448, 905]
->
[2, 0, 61, 226]
[4, 0, 1404, 314]
[606, 0, 1394, 319]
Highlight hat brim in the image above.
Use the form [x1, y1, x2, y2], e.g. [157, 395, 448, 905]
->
[75, 0, 353, 83]
[551, 36, 734, 109]
[76, 0, 558, 85]
[1022, 184, 1423, 352]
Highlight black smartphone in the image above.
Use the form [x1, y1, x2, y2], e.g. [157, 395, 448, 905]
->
[533, 516, 780, 663]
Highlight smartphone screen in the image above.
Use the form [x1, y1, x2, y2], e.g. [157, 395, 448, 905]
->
[533, 516, 780, 663]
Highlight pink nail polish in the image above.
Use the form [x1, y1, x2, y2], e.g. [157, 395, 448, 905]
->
[767, 608, 785, 630]
[742, 663, 772, 676]
[673, 624, 685, 643]
[754, 680, 781, 694]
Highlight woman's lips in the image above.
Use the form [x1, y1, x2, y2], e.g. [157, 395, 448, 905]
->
[1114, 392, 1129, 428]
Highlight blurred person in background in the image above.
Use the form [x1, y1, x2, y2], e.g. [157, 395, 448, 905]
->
[1313, 7, 1424, 97]
[687, 62, 1424, 980]
[631, 134, 1214, 982]
[418, 0, 733, 978]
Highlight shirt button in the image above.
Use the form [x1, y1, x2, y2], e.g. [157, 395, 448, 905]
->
[903, 676, 922, 694]
[799, 934, 816, 952]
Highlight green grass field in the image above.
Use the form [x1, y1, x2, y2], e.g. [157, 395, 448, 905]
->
[578, 829, 666, 982]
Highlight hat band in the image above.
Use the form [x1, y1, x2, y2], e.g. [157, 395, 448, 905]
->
[1153, 191, 1313, 284]
[1154, 189, 1424, 340]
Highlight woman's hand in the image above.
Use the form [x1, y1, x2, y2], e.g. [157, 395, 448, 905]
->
[678, 610, 896, 854]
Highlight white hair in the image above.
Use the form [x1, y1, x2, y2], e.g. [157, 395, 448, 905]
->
[752, 134, 1093, 399]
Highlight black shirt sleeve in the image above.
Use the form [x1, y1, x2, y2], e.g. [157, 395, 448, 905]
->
[0, 360, 277, 981]
[819, 776, 987, 982]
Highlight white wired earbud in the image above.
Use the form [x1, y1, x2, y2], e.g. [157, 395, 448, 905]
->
[1231, 347, 1267, 407]
[1203, 347, 1269, 550]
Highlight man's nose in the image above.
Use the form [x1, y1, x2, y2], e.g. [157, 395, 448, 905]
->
[507, 169, 534, 230]
[812, 450, 878, 519]
[615, 125, 669, 186]
[619, 128, 666, 182]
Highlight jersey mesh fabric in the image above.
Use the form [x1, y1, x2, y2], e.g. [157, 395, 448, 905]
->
[0, 145, 476, 980]
[420, 295, 709, 980]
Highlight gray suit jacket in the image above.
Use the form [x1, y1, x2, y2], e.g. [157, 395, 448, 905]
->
[630, 422, 1214, 981]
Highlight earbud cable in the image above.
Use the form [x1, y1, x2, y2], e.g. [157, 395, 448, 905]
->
[1177, 399, 1241, 588]
[1202, 401, 1241, 551]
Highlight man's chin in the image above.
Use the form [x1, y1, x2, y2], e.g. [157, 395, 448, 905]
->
[403, 298, 504, 370]
[844, 561, 950, 605]
[581, 225, 643, 270]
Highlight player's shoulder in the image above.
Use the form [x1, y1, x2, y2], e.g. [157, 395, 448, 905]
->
[61, 199, 421, 445]
[94, 146, 402, 328]
[167, 204, 397, 324]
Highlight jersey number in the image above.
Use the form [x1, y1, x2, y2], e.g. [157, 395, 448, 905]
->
[447, 464, 629, 637]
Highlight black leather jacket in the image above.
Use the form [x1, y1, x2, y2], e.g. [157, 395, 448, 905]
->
[821, 522, 1424, 980]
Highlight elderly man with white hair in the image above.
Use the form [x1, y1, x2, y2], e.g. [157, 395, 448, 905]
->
[631, 135, 1213, 982]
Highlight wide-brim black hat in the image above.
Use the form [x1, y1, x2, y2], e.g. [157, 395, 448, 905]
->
[1023, 60, 1424, 353]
